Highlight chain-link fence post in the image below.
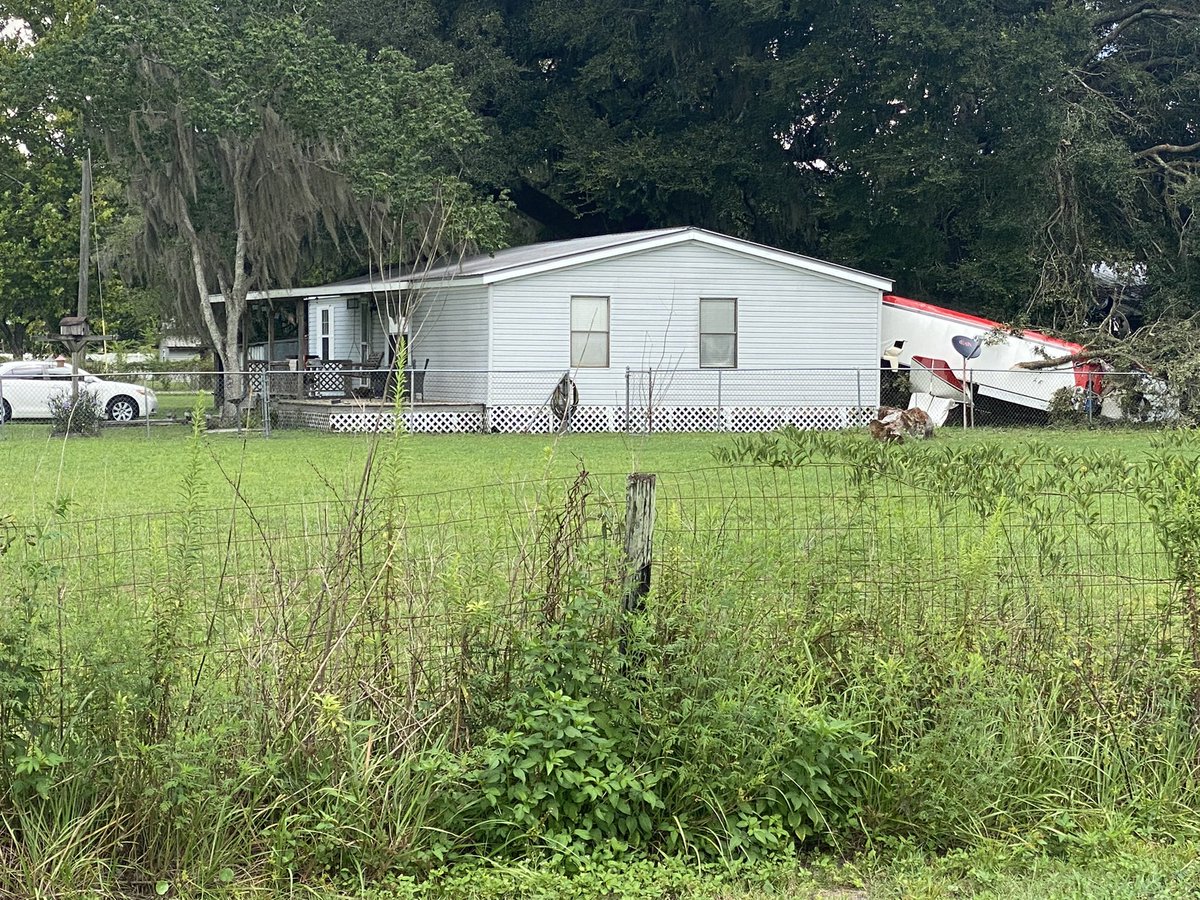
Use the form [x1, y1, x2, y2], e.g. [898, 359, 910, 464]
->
[262, 368, 271, 438]
[647, 367, 655, 434]
[628, 367, 638, 436]
[145, 371, 151, 438]
[856, 368, 863, 423]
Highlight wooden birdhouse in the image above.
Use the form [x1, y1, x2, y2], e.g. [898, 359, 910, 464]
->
[59, 316, 89, 338]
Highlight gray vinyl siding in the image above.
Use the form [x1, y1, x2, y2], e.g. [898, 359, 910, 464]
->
[486, 242, 880, 407]
[408, 282, 490, 402]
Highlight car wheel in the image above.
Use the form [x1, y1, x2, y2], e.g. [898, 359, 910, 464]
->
[0, 399, 10, 424]
[107, 395, 139, 422]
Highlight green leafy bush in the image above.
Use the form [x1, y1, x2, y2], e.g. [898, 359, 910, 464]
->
[438, 594, 660, 860]
[431, 583, 870, 865]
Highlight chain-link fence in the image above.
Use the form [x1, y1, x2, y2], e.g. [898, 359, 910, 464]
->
[0, 362, 1179, 436]
[2, 460, 1188, 703]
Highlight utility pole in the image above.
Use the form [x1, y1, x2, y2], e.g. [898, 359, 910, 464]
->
[43, 149, 115, 417]
[72, 149, 93, 407]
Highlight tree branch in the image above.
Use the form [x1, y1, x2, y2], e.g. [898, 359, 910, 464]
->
[1016, 349, 1111, 370]
[179, 193, 224, 357]
[1134, 140, 1200, 159]
[1089, 5, 1200, 62]
[1066, 69, 1138, 127]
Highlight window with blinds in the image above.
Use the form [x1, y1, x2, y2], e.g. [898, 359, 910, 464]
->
[570, 296, 610, 367]
[700, 298, 737, 368]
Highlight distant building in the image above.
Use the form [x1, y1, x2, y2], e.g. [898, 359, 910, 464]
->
[158, 329, 205, 363]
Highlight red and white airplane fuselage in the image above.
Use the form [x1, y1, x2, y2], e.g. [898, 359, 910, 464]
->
[881, 294, 1103, 421]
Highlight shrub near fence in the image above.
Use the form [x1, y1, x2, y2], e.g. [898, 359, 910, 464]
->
[2, 428, 1200, 894]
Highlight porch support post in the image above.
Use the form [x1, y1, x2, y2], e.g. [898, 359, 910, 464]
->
[295, 297, 306, 398]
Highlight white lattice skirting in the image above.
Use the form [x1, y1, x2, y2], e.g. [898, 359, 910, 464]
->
[488, 405, 872, 434]
[617, 405, 873, 434]
[330, 409, 486, 434]
[281, 403, 873, 434]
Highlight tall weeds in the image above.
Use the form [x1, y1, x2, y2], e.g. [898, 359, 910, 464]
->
[1, 427, 1199, 895]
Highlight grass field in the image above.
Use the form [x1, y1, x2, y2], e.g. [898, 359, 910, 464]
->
[0, 421, 1174, 520]
[2, 421, 1198, 898]
[0, 424, 727, 519]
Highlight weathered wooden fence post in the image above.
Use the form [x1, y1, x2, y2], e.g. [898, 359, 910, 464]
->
[623, 473, 656, 614]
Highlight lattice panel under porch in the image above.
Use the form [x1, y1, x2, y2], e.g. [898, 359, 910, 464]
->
[636, 407, 724, 433]
[405, 409, 485, 434]
[483, 405, 872, 434]
[564, 406, 626, 433]
[723, 406, 864, 432]
[329, 410, 485, 434]
[487, 406, 556, 434]
[622, 405, 872, 433]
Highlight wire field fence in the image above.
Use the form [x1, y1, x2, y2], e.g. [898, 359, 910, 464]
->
[3, 458, 1192, 732]
[0, 364, 1180, 434]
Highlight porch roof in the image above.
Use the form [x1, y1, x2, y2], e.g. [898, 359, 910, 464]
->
[214, 227, 892, 304]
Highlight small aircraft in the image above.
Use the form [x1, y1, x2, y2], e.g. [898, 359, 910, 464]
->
[880, 294, 1108, 425]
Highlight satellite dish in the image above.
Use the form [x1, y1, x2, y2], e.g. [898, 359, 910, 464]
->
[952, 334, 983, 360]
[882, 343, 904, 371]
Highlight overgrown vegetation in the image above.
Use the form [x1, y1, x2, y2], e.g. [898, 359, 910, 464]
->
[46, 387, 102, 436]
[2, 426, 1200, 894]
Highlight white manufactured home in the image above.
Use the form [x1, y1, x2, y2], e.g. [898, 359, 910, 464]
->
[251, 228, 892, 433]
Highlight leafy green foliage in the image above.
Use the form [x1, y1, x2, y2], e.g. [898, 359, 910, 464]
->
[0, 5, 167, 355]
[6, 429, 1200, 894]
[27, 0, 505, 417]
[445, 596, 663, 859]
[433, 585, 869, 865]
[325, 0, 1200, 326]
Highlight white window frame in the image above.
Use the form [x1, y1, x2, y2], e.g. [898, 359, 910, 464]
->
[570, 295, 610, 368]
[699, 297, 737, 369]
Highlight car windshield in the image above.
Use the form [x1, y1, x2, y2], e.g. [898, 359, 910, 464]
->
[0, 362, 93, 378]
[1, 365, 44, 378]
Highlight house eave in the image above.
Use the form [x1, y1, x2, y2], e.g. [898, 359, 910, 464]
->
[466, 228, 893, 292]
[211, 275, 487, 304]
[209, 228, 891, 301]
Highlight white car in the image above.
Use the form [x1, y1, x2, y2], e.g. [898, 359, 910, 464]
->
[0, 360, 158, 423]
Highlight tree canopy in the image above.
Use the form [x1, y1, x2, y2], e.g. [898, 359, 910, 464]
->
[2, 0, 1198, 360]
[0, 1, 155, 355]
[324, 0, 1200, 327]
[20, 0, 504, 410]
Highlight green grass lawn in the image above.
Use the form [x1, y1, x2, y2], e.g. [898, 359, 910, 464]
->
[2, 422, 1195, 899]
[0, 422, 1173, 521]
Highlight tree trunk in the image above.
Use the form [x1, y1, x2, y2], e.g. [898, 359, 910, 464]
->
[176, 184, 246, 422]
[218, 328, 243, 421]
[0, 321, 26, 357]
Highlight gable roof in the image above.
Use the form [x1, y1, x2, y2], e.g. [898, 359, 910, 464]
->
[241, 227, 892, 301]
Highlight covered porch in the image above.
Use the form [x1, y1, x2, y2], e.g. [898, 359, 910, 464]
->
[245, 358, 429, 402]
[241, 285, 414, 397]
